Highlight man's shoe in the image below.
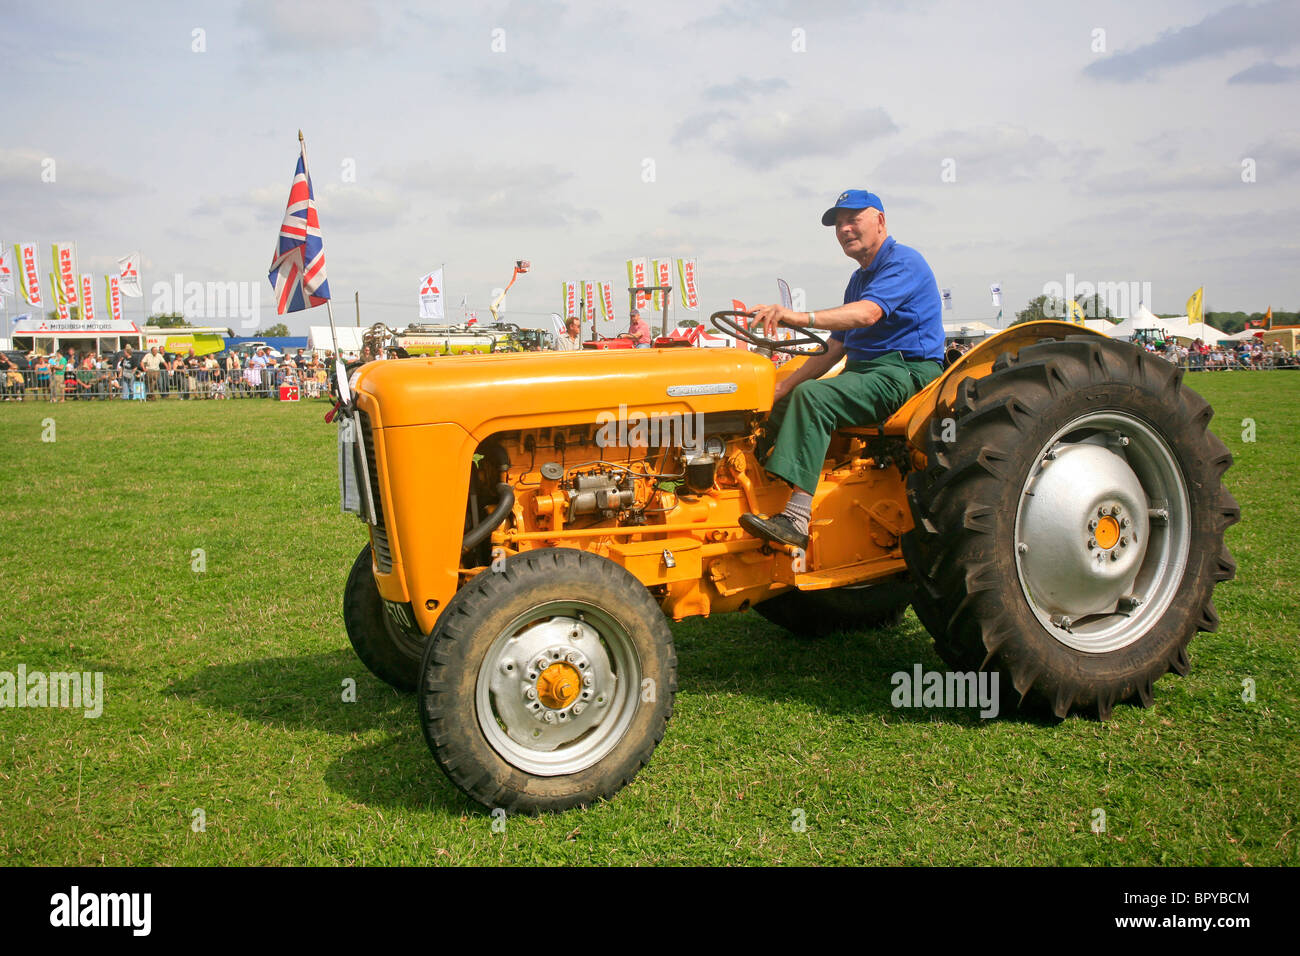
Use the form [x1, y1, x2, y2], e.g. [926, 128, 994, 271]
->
[739, 512, 809, 550]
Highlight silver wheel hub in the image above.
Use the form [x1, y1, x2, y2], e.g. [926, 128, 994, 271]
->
[476, 602, 640, 776]
[1014, 413, 1190, 653]
[1017, 442, 1149, 619]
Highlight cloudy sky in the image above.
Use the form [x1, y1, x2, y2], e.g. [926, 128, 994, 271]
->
[3, 0, 1297, 335]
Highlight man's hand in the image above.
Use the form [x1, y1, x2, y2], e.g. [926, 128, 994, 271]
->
[750, 303, 802, 339]
[773, 376, 795, 403]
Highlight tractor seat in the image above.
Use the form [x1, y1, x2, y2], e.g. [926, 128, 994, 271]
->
[837, 425, 884, 438]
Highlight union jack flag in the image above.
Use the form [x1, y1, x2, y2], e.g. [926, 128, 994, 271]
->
[269, 139, 331, 314]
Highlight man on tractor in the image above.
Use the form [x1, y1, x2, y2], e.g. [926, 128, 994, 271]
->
[740, 188, 946, 549]
[619, 308, 652, 348]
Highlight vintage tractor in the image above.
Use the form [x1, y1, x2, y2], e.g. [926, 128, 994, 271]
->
[337, 316, 1238, 812]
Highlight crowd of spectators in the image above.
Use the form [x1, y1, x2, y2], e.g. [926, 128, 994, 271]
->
[0, 345, 336, 401]
[1141, 337, 1299, 371]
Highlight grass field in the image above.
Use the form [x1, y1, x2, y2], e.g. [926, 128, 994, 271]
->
[1, 373, 1297, 866]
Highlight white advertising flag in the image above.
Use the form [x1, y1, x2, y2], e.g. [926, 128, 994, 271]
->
[51, 242, 79, 307]
[600, 282, 615, 322]
[118, 252, 143, 297]
[418, 269, 444, 320]
[15, 242, 42, 307]
[941, 288, 953, 310]
[0, 246, 14, 296]
[105, 274, 123, 322]
[676, 259, 699, 312]
[989, 282, 1002, 308]
[626, 258, 648, 312]
[80, 274, 96, 321]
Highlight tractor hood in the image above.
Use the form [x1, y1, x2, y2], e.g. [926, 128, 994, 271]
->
[352, 347, 776, 437]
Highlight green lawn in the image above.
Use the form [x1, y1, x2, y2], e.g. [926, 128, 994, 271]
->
[1, 373, 1296, 866]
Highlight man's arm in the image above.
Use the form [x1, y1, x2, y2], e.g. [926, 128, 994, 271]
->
[751, 300, 883, 338]
[772, 337, 844, 402]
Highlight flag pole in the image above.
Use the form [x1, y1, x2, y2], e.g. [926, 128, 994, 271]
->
[298, 130, 343, 363]
[297, 129, 349, 401]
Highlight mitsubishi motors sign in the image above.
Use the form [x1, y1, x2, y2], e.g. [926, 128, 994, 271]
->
[12, 317, 142, 335]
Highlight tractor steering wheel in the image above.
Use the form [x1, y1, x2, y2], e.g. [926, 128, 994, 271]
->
[709, 310, 828, 356]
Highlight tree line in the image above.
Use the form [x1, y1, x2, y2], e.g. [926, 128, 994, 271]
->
[1013, 295, 1294, 334]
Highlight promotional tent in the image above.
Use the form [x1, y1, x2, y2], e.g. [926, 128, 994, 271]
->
[308, 325, 367, 354]
[9, 317, 145, 356]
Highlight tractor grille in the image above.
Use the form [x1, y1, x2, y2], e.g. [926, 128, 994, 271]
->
[357, 409, 392, 573]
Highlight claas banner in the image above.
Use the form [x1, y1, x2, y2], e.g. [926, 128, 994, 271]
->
[676, 258, 698, 311]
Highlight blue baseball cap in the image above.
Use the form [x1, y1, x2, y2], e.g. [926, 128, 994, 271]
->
[821, 189, 884, 226]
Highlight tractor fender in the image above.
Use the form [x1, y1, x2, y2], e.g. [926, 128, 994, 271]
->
[881, 320, 1111, 448]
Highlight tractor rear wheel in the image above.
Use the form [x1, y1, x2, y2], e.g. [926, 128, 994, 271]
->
[418, 548, 676, 813]
[343, 544, 424, 691]
[754, 577, 913, 637]
[903, 335, 1239, 719]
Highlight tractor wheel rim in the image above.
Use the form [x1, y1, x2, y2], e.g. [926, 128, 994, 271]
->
[1014, 410, 1190, 653]
[476, 600, 640, 776]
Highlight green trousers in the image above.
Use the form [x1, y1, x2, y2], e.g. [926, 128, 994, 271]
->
[763, 352, 942, 494]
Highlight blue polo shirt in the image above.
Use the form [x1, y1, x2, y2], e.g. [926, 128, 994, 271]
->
[831, 236, 944, 363]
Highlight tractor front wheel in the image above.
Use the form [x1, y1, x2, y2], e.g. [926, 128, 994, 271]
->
[904, 336, 1239, 718]
[418, 548, 676, 813]
[343, 544, 424, 691]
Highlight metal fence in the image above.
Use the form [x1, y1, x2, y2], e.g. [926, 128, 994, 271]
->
[1169, 351, 1299, 372]
[0, 366, 332, 401]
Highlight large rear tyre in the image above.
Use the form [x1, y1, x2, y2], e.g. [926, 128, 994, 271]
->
[343, 544, 424, 691]
[754, 577, 913, 637]
[418, 548, 677, 813]
[903, 335, 1239, 719]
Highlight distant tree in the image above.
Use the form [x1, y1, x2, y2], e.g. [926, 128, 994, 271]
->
[147, 313, 190, 327]
[46, 307, 82, 320]
[1013, 294, 1065, 325]
[677, 319, 700, 328]
[260, 322, 290, 337]
[1206, 312, 1246, 335]
[1073, 293, 1112, 321]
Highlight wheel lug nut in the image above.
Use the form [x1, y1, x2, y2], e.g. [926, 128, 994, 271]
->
[1087, 539, 1096, 550]
[582, 674, 594, 687]
[1110, 551, 1120, 561]
[524, 686, 536, 700]
[1088, 519, 1098, 531]
[1119, 537, 1128, 548]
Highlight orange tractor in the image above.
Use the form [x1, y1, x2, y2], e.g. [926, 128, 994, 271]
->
[338, 316, 1238, 812]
